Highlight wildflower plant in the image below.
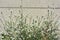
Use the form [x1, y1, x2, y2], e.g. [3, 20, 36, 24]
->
[0, 10, 59, 40]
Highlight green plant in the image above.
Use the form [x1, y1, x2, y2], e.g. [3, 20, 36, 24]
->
[0, 10, 59, 40]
